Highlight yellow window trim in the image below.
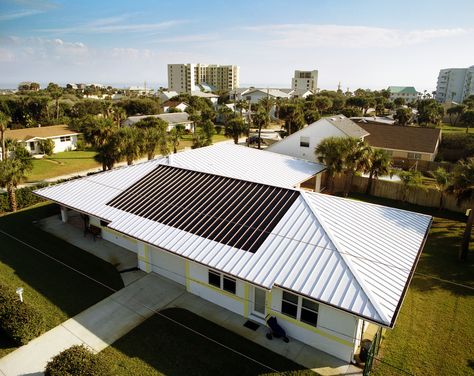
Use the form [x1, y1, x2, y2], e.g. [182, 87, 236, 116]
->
[144, 245, 150, 272]
[270, 310, 353, 348]
[244, 284, 249, 318]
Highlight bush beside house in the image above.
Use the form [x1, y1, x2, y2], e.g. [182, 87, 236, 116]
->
[45, 345, 112, 376]
[0, 282, 46, 345]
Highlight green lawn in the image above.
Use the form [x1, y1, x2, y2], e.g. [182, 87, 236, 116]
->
[0, 203, 123, 358]
[348, 194, 474, 376]
[27, 150, 100, 182]
[102, 308, 314, 376]
[178, 134, 229, 150]
[439, 123, 474, 134]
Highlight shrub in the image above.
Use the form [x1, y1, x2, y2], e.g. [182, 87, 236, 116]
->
[38, 139, 55, 156]
[0, 282, 46, 345]
[45, 345, 112, 376]
[438, 133, 474, 162]
[0, 184, 48, 213]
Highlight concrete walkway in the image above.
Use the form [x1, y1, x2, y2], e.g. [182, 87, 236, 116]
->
[0, 274, 185, 376]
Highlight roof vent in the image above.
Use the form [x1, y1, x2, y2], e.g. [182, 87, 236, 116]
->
[330, 117, 336, 121]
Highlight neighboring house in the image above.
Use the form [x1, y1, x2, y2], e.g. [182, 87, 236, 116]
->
[267, 115, 369, 162]
[123, 112, 193, 132]
[191, 91, 219, 105]
[162, 100, 188, 113]
[243, 88, 291, 104]
[229, 87, 253, 101]
[387, 86, 419, 103]
[126, 86, 153, 96]
[1, 125, 79, 160]
[351, 116, 396, 126]
[35, 143, 432, 363]
[435, 65, 474, 103]
[358, 123, 442, 162]
[279, 88, 314, 99]
[158, 90, 179, 102]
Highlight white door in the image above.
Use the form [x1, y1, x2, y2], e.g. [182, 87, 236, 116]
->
[252, 287, 266, 319]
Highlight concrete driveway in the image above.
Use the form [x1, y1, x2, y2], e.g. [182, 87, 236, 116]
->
[0, 274, 185, 376]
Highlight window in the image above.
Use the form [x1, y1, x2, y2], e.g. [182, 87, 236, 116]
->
[281, 291, 298, 319]
[208, 270, 221, 288]
[29, 142, 35, 150]
[300, 136, 310, 148]
[408, 152, 422, 160]
[281, 291, 319, 327]
[208, 270, 237, 294]
[223, 276, 236, 294]
[60, 136, 71, 142]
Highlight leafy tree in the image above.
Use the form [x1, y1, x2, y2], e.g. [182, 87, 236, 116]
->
[94, 134, 122, 170]
[0, 111, 11, 161]
[446, 104, 466, 126]
[37, 139, 55, 156]
[69, 100, 104, 118]
[117, 127, 143, 165]
[428, 167, 451, 209]
[0, 143, 32, 211]
[346, 96, 373, 114]
[448, 160, 474, 260]
[393, 97, 405, 107]
[191, 129, 208, 149]
[169, 125, 185, 153]
[135, 117, 169, 160]
[417, 99, 444, 126]
[304, 109, 320, 125]
[118, 98, 161, 116]
[341, 107, 363, 118]
[225, 115, 246, 144]
[279, 102, 305, 135]
[463, 95, 474, 110]
[460, 109, 474, 133]
[200, 119, 215, 146]
[312, 96, 333, 114]
[364, 148, 392, 195]
[397, 170, 423, 202]
[235, 100, 248, 117]
[112, 105, 127, 127]
[315, 137, 347, 193]
[394, 107, 412, 126]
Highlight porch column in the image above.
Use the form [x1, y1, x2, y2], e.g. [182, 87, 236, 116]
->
[60, 206, 68, 223]
[315, 174, 322, 192]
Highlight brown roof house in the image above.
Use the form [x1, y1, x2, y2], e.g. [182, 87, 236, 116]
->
[1, 125, 80, 160]
[358, 123, 441, 162]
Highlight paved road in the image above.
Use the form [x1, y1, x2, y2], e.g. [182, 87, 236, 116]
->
[0, 274, 185, 376]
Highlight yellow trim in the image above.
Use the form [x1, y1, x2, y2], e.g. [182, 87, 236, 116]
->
[244, 284, 249, 318]
[185, 260, 190, 291]
[144, 245, 150, 272]
[271, 310, 353, 347]
[191, 278, 244, 303]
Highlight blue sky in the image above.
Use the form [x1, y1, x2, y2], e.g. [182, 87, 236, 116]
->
[1, 0, 473, 91]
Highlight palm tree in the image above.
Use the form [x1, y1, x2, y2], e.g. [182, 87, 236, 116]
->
[0, 143, 32, 211]
[117, 127, 143, 165]
[429, 167, 451, 209]
[341, 138, 371, 196]
[135, 117, 168, 159]
[82, 118, 116, 170]
[315, 137, 346, 193]
[365, 148, 392, 195]
[448, 160, 474, 260]
[169, 125, 184, 153]
[0, 111, 11, 161]
[112, 106, 127, 127]
[235, 100, 248, 117]
[252, 106, 270, 150]
[94, 136, 122, 170]
[47, 83, 62, 120]
[398, 170, 423, 202]
[225, 115, 246, 144]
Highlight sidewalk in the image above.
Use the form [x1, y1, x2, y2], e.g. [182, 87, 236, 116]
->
[0, 274, 185, 376]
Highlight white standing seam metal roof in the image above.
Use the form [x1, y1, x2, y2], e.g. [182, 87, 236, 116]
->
[164, 143, 325, 188]
[34, 155, 431, 328]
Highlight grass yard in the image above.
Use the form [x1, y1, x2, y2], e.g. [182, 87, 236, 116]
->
[349, 194, 474, 376]
[0, 203, 123, 358]
[177, 133, 229, 150]
[27, 150, 100, 182]
[102, 308, 314, 376]
[439, 123, 474, 134]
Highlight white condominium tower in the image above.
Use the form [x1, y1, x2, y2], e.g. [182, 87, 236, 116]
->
[435, 66, 474, 103]
[168, 63, 240, 93]
[291, 70, 318, 91]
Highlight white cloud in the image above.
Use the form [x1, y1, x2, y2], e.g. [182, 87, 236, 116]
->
[0, 9, 43, 21]
[243, 24, 471, 48]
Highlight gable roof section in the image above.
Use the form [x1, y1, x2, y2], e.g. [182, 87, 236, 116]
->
[164, 143, 325, 188]
[359, 123, 441, 154]
[4, 125, 78, 142]
[325, 115, 370, 138]
[124, 113, 191, 126]
[246, 89, 291, 99]
[388, 86, 417, 95]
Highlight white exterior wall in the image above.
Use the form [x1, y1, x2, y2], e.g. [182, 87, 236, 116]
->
[268, 119, 346, 162]
[51, 135, 78, 153]
[187, 262, 246, 317]
[101, 227, 138, 253]
[149, 246, 186, 285]
[436, 66, 474, 103]
[270, 288, 357, 362]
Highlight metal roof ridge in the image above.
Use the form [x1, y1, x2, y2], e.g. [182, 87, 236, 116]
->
[299, 191, 390, 325]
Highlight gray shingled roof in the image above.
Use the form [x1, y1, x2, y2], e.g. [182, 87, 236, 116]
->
[325, 115, 370, 138]
[124, 112, 191, 126]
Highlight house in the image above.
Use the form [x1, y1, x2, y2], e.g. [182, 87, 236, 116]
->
[1, 125, 80, 160]
[351, 116, 396, 126]
[191, 91, 219, 105]
[387, 86, 419, 103]
[158, 90, 179, 102]
[34, 143, 432, 363]
[267, 115, 369, 162]
[162, 100, 188, 113]
[358, 123, 442, 162]
[243, 88, 291, 104]
[123, 113, 193, 132]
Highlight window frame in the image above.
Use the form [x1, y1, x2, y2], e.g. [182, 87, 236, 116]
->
[207, 269, 237, 295]
[300, 136, 310, 148]
[407, 152, 422, 160]
[208, 270, 221, 288]
[280, 290, 319, 327]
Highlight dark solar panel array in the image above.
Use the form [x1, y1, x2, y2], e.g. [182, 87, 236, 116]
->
[107, 165, 299, 253]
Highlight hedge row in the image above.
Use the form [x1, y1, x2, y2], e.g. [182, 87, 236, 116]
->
[0, 184, 48, 213]
[45, 345, 112, 376]
[0, 282, 46, 345]
[438, 133, 474, 162]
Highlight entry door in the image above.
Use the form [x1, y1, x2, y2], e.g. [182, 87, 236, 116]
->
[252, 287, 266, 318]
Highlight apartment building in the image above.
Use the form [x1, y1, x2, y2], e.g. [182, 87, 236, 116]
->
[387, 86, 418, 103]
[435, 66, 474, 103]
[168, 63, 239, 93]
[291, 70, 318, 91]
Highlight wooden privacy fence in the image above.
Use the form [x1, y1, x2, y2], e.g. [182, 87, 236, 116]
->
[333, 175, 473, 213]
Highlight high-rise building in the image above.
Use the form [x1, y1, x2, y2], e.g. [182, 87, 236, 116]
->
[167, 63, 240, 93]
[291, 70, 318, 91]
[435, 66, 474, 103]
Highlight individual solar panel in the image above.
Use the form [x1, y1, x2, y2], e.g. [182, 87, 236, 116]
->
[107, 165, 299, 253]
